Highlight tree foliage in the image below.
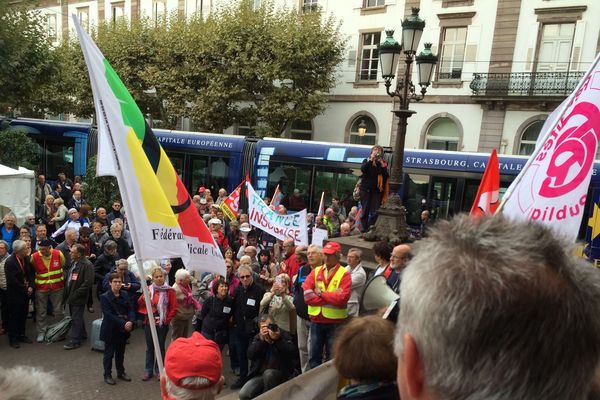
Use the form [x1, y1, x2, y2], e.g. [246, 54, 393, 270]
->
[0, 3, 69, 116]
[0, 128, 37, 170]
[55, 0, 345, 136]
[84, 155, 120, 210]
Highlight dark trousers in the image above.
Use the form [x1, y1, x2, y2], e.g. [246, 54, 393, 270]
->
[7, 296, 28, 342]
[68, 304, 86, 344]
[232, 329, 251, 378]
[229, 330, 239, 371]
[0, 289, 8, 330]
[144, 324, 168, 375]
[360, 190, 383, 231]
[87, 287, 93, 308]
[309, 322, 339, 369]
[239, 369, 284, 400]
[103, 341, 126, 377]
[201, 329, 227, 351]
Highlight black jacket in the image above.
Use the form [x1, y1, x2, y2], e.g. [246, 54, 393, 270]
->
[247, 328, 296, 380]
[199, 294, 233, 335]
[232, 281, 265, 335]
[359, 158, 388, 193]
[4, 254, 33, 302]
[94, 252, 117, 282]
[63, 258, 94, 306]
[100, 290, 134, 344]
[293, 265, 311, 320]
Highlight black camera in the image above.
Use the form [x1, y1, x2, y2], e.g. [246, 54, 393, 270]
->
[267, 323, 279, 332]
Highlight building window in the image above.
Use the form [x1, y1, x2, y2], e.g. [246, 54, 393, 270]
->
[290, 120, 313, 140]
[349, 116, 376, 145]
[46, 14, 57, 41]
[153, 0, 166, 20]
[77, 7, 89, 32]
[438, 27, 467, 80]
[425, 117, 460, 151]
[364, 0, 385, 7]
[536, 23, 575, 73]
[111, 2, 125, 22]
[518, 120, 544, 155]
[302, 0, 318, 13]
[359, 32, 381, 81]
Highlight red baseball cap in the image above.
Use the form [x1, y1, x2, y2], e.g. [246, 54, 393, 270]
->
[164, 332, 222, 389]
[198, 186, 206, 193]
[322, 241, 342, 255]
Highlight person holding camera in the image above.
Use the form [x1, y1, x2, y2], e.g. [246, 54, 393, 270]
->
[260, 274, 295, 332]
[359, 145, 388, 231]
[238, 314, 297, 400]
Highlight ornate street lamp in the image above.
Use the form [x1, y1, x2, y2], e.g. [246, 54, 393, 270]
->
[363, 7, 438, 243]
[357, 119, 367, 137]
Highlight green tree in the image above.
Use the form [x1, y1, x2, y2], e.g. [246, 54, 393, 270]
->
[161, 0, 346, 135]
[84, 155, 120, 210]
[0, 3, 69, 116]
[55, 1, 345, 136]
[0, 128, 37, 170]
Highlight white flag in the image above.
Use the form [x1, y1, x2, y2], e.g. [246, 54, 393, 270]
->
[502, 54, 600, 240]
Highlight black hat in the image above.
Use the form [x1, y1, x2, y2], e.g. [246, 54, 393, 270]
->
[39, 239, 53, 247]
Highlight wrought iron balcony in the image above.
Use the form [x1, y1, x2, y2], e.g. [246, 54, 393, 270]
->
[470, 71, 585, 97]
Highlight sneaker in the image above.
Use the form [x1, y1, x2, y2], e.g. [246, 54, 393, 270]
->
[230, 378, 246, 390]
[63, 342, 80, 350]
[141, 372, 153, 381]
[36, 333, 45, 343]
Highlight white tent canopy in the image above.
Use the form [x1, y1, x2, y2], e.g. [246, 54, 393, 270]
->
[0, 164, 35, 226]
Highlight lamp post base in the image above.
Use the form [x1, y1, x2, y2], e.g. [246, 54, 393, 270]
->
[362, 193, 411, 244]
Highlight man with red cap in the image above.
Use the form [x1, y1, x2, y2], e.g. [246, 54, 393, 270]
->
[302, 241, 351, 369]
[161, 332, 225, 400]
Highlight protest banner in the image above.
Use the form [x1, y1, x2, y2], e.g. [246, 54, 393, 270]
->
[247, 182, 308, 246]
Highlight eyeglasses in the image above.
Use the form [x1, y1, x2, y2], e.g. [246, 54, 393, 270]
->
[239, 275, 252, 279]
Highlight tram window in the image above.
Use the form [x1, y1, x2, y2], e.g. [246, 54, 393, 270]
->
[404, 174, 430, 225]
[463, 179, 510, 213]
[46, 142, 74, 179]
[313, 166, 359, 213]
[168, 154, 185, 180]
[267, 163, 311, 209]
[431, 177, 457, 219]
[191, 156, 209, 194]
[209, 157, 230, 194]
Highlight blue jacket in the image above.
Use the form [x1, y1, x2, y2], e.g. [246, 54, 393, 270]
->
[101, 268, 140, 294]
[100, 290, 135, 344]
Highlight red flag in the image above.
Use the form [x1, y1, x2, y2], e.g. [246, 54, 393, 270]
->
[220, 181, 243, 221]
[470, 149, 500, 216]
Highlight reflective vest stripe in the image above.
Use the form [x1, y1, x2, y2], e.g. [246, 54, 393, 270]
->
[307, 266, 348, 320]
[36, 269, 64, 278]
[35, 277, 64, 285]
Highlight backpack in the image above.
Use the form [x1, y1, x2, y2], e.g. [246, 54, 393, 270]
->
[352, 177, 362, 201]
[44, 316, 72, 343]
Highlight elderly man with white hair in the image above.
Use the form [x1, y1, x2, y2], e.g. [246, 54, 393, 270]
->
[395, 215, 600, 400]
[171, 268, 200, 341]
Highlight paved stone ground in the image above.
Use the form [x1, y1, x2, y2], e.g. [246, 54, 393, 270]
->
[0, 305, 238, 399]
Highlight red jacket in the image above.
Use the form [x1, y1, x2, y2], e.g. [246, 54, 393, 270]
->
[302, 264, 352, 324]
[137, 288, 178, 326]
[282, 250, 301, 288]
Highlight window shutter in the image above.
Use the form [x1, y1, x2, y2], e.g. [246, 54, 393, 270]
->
[570, 21, 585, 71]
[525, 22, 539, 71]
[462, 25, 479, 79]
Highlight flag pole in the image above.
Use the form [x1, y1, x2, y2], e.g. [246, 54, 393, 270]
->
[136, 258, 164, 374]
[496, 51, 600, 214]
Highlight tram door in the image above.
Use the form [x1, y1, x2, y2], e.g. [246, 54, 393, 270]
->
[430, 177, 458, 219]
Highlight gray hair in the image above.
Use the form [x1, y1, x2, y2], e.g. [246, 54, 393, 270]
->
[395, 214, 600, 400]
[164, 376, 220, 400]
[0, 240, 8, 251]
[175, 268, 191, 282]
[347, 247, 362, 260]
[12, 240, 26, 254]
[2, 213, 15, 223]
[238, 264, 252, 275]
[116, 259, 129, 268]
[0, 365, 63, 400]
[104, 239, 117, 251]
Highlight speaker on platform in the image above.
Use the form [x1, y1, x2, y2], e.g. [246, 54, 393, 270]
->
[360, 275, 400, 322]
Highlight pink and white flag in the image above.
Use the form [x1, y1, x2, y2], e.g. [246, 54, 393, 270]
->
[502, 54, 600, 240]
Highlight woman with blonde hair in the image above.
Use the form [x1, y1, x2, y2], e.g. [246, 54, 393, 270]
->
[170, 268, 200, 341]
[50, 197, 68, 231]
[260, 273, 295, 332]
[138, 266, 177, 381]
